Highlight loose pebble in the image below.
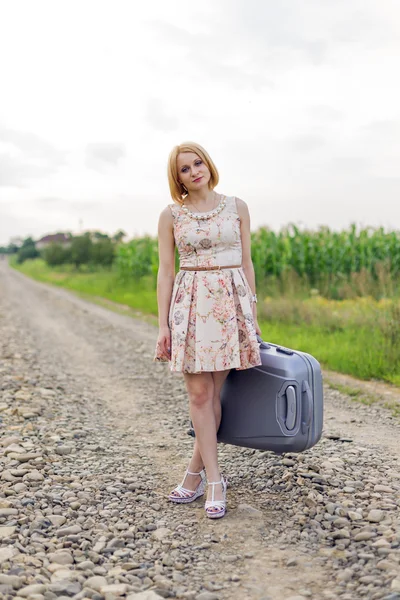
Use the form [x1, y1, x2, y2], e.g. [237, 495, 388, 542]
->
[1, 265, 399, 600]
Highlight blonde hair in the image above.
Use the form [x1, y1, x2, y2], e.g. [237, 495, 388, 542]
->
[167, 141, 219, 204]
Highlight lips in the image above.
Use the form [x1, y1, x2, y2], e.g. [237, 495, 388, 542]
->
[193, 176, 203, 183]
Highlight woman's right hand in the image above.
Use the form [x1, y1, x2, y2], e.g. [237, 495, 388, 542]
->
[156, 325, 171, 360]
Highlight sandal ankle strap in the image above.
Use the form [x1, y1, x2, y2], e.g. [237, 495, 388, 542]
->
[187, 468, 205, 476]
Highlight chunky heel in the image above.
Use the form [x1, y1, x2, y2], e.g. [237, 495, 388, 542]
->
[169, 468, 206, 503]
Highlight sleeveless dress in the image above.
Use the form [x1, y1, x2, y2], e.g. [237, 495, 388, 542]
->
[153, 196, 262, 373]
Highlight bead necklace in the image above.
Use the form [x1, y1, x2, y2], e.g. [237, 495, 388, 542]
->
[181, 194, 227, 220]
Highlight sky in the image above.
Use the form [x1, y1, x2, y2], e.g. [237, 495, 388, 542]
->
[0, 0, 400, 245]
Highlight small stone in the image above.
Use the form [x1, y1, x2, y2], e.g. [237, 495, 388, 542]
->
[47, 552, 74, 565]
[354, 531, 376, 542]
[151, 528, 171, 541]
[17, 584, 47, 597]
[56, 524, 82, 536]
[85, 576, 108, 592]
[236, 504, 263, 517]
[76, 560, 95, 570]
[286, 558, 298, 567]
[0, 526, 16, 538]
[7, 452, 41, 462]
[222, 555, 239, 563]
[1, 470, 17, 482]
[332, 528, 350, 539]
[337, 569, 353, 582]
[195, 593, 220, 600]
[0, 574, 22, 589]
[347, 511, 362, 521]
[48, 515, 67, 527]
[374, 485, 394, 493]
[367, 509, 385, 522]
[391, 580, 400, 592]
[0, 546, 17, 564]
[24, 469, 44, 482]
[13, 483, 27, 492]
[48, 580, 81, 595]
[333, 517, 348, 528]
[51, 568, 74, 582]
[55, 445, 73, 455]
[373, 538, 391, 548]
[0, 508, 19, 517]
[4, 443, 25, 454]
[100, 583, 128, 595]
[377, 560, 395, 570]
[127, 592, 165, 599]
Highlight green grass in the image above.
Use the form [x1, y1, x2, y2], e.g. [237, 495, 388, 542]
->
[12, 258, 158, 316]
[260, 320, 400, 386]
[326, 381, 400, 419]
[12, 258, 400, 387]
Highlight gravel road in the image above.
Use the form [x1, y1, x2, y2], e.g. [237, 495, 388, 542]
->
[0, 262, 399, 600]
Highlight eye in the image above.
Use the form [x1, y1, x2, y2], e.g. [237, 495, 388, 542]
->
[181, 167, 188, 173]
[195, 160, 202, 166]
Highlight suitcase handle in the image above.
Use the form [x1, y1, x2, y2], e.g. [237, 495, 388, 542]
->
[256, 334, 271, 350]
[301, 380, 313, 434]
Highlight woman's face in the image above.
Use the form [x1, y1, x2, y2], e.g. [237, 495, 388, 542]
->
[177, 152, 211, 193]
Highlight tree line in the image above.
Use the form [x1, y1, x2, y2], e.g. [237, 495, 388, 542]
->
[0, 230, 126, 268]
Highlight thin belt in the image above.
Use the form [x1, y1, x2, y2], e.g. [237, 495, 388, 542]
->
[180, 264, 242, 271]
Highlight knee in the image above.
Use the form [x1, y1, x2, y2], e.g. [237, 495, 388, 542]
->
[189, 388, 212, 409]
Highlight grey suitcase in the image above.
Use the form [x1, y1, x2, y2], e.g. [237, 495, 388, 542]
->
[216, 336, 323, 453]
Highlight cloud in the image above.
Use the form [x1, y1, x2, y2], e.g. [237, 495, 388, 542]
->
[329, 155, 370, 176]
[35, 197, 103, 211]
[331, 5, 399, 47]
[35, 196, 63, 205]
[0, 125, 67, 187]
[306, 105, 343, 122]
[289, 134, 327, 153]
[0, 153, 58, 188]
[145, 98, 179, 132]
[85, 143, 126, 171]
[147, 18, 274, 91]
[360, 120, 400, 144]
[0, 126, 66, 160]
[215, 0, 330, 67]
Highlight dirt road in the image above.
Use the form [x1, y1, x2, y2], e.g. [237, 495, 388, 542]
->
[0, 262, 399, 600]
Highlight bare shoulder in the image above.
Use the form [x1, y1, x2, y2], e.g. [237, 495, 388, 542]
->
[159, 204, 175, 223]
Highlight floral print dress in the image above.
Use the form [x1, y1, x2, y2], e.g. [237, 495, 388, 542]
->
[153, 196, 262, 373]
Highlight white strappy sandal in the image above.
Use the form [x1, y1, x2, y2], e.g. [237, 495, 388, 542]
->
[205, 476, 228, 519]
[168, 468, 206, 503]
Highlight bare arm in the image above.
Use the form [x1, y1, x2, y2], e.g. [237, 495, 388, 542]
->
[236, 197, 258, 320]
[156, 206, 176, 328]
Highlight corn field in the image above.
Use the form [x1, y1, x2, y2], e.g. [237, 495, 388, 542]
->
[115, 224, 400, 299]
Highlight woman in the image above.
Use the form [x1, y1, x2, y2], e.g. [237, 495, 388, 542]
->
[154, 141, 262, 519]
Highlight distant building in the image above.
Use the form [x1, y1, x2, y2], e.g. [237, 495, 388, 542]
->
[36, 233, 72, 250]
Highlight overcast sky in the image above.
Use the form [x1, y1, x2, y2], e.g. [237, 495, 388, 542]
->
[1, 0, 399, 245]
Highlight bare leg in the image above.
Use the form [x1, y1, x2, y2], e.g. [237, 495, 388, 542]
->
[188, 369, 230, 475]
[170, 369, 230, 510]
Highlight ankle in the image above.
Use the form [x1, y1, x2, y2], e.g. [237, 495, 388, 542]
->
[187, 464, 204, 474]
[207, 469, 221, 481]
